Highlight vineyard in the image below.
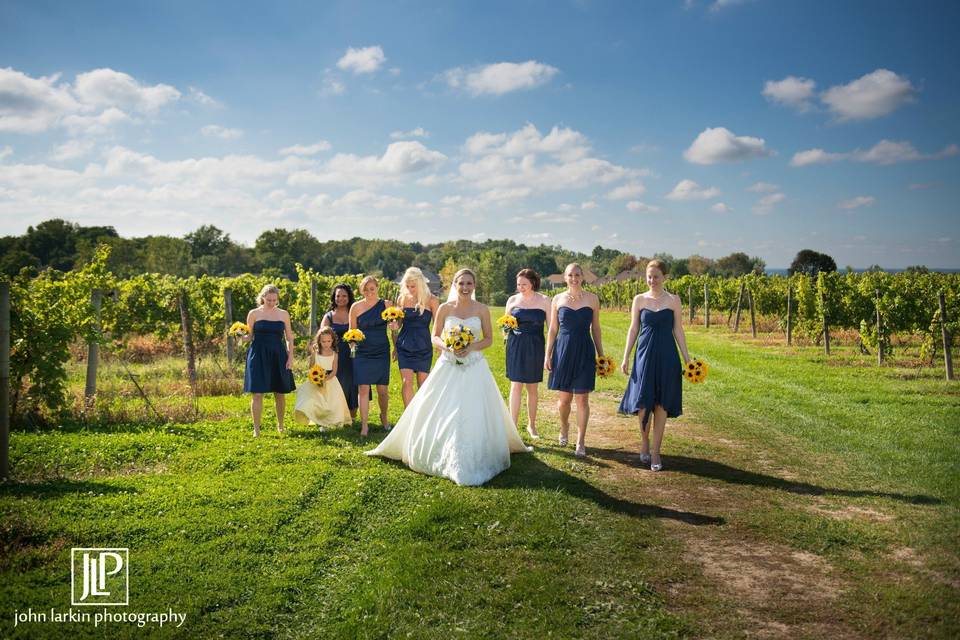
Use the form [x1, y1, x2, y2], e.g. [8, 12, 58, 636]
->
[4, 245, 958, 426]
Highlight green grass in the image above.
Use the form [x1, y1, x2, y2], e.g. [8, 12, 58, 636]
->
[2, 310, 958, 638]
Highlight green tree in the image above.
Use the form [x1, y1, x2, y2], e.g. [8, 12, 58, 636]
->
[789, 249, 837, 277]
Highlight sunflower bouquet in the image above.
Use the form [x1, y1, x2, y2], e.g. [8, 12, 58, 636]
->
[307, 364, 327, 389]
[381, 306, 406, 323]
[443, 324, 476, 364]
[342, 328, 366, 358]
[229, 321, 250, 338]
[495, 314, 518, 339]
[596, 354, 616, 377]
[684, 357, 709, 384]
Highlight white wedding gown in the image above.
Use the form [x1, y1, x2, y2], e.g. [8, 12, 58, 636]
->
[365, 315, 532, 486]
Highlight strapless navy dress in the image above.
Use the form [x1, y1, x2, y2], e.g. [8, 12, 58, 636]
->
[506, 308, 546, 383]
[324, 311, 359, 411]
[354, 300, 390, 386]
[396, 307, 433, 373]
[243, 319, 295, 393]
[618, 308, 682, 429]
[548, 306, 596, 393]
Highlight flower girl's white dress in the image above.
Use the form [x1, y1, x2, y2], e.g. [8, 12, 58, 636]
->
[366, 314, 531, 486]
[294, 354, 351, 428]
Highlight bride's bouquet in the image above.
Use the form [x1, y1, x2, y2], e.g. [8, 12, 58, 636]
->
[307, 364, 327, 389]
[342, 329, 366, 358]
[443, 324, 475, 365]
[683, 357, 709, 384]
[495, 314, 518, 339]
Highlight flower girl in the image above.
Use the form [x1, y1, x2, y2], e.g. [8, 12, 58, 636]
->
[294, 327, 351, 429]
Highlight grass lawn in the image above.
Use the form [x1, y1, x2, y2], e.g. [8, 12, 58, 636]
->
[2, 309, 958, 639]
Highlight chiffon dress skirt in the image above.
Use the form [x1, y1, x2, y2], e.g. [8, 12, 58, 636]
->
[243, 320, 295, 393]
[354, 300, 390, 386]
[396, 308, 433, 373]
[324, 311, 359, 412]
[366, 315, 531, 486]
[505, 308, 546, 383]
[548, 306, 596, 393]
[294, 354, 351, 427]
[618, 308, 683, 430]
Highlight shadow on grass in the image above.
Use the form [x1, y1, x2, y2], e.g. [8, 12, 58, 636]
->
[656, 454, 943, 505]
[0, 478, 136, 499]
[14, 420, 210, 439]
[489, 453, 724, 526]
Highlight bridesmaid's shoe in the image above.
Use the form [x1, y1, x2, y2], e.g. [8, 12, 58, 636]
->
[558, 435, 568, 447]
[574, 444, 587, 458]
[253, 426, 260, 438]
[650, 456, 663, 472]
[360, 426, 369, 437]
[639, 453, 651, 465]
[526, 426, 541, 440]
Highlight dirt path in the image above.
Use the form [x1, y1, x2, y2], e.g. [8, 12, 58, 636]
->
[534, 388, 864, 639]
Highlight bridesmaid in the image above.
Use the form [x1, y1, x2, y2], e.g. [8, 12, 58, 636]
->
[393, 267, 439, 407]
[320, 282, 359, 421]
[619, 259, 690, 471]
[545, 263, 605, 458]
[349, 275, 391, 436]
[241, 284, 296, 437]
[504, 268, 550, 439]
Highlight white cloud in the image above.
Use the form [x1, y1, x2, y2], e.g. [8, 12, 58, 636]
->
[188, 86, 220, 107]
[0, 67, 81, 133]
[791, 140, 958, 167]
[390, 127, 429, 140]
[581, 200, 598, 210]
[762, 76, 816, 112]
[752, 192, 785, 214]
[665, 179, 720, 201]
[606, 181, 646, 200]
[746, 181, 779, 193]
[331, 189, 408, 210]
[201, 125, 243, 140]
[288, 140, 447, 188]
[626, 201, 661, 213]
[710, 202, 732, 213]
[0, 145, 11, 161]
[710, 0, 751, 10]
[838, 195, 875, 210]
[444, 61, 559, 96]
[278, 141, 332, 156]
[820, 69, 916, 121]
[319, 73, 346, 96]
[683, 126, 772, 164]
[50, 139, 96, 162]
[336, 46, 387, 74]
[74, 68, 180, 114]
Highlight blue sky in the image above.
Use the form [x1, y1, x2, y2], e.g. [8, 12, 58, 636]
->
[1, 0, 958, 267]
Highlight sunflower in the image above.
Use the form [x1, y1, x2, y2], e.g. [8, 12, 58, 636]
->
[381, 306, 406, 322]
[308, 364, 326, 388]
[684, 357, 709, 384]
[595, 354, 615, 377]
[229, 321, 250, 337]
[496, 314, 519, 337]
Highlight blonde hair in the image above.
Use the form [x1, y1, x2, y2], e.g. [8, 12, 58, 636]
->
[257, 284, 280, 306]
[453, 268, 476, 284]
[359, 275, 378, 294]
[564, 263, 583, 276]
[401, 267, 431, 313]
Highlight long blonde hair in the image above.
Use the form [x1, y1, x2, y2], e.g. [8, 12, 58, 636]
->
[400, 267, 431, 313]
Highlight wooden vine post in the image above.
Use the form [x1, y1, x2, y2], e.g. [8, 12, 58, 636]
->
[1, 281, 9, 480]
[704, 282, 710, 329]
[84, 289, 103, 406]
[875, 289, 884, 365]
[223, 288, 235, 364]
[940, 292, 954, 381]
[688, 285, 694, 323]
[309, 279, 318, 336]
[821, 287, 831, 356]
[786, 285, 793, 346]
[733, 280, 744, 333]
[178, 289, 197, 395]
[748, 287, 757, 338]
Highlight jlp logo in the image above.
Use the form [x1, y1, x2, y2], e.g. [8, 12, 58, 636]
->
[71, 548, 129, 606]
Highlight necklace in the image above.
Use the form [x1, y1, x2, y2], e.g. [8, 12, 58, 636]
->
[567, 289, 583, 303]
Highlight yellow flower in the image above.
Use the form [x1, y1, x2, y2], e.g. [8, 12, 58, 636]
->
[308, 364, 326, 388]
[229, 321, 250, 337]
[595, 355, 615, 377]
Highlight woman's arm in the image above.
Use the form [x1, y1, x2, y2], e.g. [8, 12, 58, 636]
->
[240, 310, 256, 343]
[431, 304, 450, 351]
[504, 294, 518, 315]
[621, 295, 642, 374]
[589, 293, 603, 358]
[282, 311, 294, 369]
[320, 311, 331, 330]
[544, 296, 560, 371]
[348, 302, 360, 330]
[672, 295, 691, 364]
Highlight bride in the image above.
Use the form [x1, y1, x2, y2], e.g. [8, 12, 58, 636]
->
[365, 268, 532, 486]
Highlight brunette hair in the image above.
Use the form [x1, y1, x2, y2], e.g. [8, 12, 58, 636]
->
[453, 268, 476, 284]
[646, 259, 668, 276]
[516, 268, 541, 291]
[313, 326, 340, 353]
[328, 282, 355, 312]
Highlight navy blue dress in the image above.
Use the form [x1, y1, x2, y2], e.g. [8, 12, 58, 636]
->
[354, 300, 390, 386]
[548, 306, 596, 393]
[324, 311, 359, 412]
[618, 308, 683, 430]
[243, 319, 295, 393]
[506, 308, 546, 383]
[396, 307, 433, 373]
